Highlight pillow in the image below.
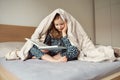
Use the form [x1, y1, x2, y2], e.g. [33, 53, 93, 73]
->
[0, 42, 25, 57]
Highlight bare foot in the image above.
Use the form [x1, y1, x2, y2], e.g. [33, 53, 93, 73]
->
[50, 56, 67, 62]
[41, 54, 67, 63]
[32, 56, 36, 59]
[58, 56, 67, 62]
[53, 53, 61, 60]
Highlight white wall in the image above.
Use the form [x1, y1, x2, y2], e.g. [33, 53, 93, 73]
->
[95, 0, 120, 47]
[0, 0, 94, 42]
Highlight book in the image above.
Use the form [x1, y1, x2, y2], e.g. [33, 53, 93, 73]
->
[25, 38, 66, 50]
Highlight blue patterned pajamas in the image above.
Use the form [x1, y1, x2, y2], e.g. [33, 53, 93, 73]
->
[29, 35, 79, 61]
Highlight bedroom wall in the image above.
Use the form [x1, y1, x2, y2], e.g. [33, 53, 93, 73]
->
[0, 0, 95, 42]
[94, 0, 120, 47]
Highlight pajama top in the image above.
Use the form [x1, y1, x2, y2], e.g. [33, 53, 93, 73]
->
[29, 34, 79, 61]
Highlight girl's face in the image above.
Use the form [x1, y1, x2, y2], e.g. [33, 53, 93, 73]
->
[54, 17, 65, 31]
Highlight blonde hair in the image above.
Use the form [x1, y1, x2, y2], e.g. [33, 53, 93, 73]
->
[48, 13, 62, 39]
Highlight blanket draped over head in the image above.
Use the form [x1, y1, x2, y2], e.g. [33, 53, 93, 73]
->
[6, 8, 116, 62]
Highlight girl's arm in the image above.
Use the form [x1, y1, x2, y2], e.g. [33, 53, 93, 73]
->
[62, 21, 67, 37]
[44, 34, 51, 45]
[61, 36, 72, 47]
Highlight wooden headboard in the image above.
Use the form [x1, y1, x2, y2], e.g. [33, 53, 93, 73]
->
[0, 24, 36, 42]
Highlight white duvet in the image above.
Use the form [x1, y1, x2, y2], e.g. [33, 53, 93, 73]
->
[5, 8, 116, 62]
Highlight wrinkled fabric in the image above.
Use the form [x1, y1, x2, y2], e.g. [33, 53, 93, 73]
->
[79, 46, 116, 62]
[5, 8, 116, 62]
[17, 8, 95, 61]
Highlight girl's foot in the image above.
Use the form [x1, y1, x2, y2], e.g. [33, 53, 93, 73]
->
[51, 56, 67, 62]
[58, 56, 67, 62]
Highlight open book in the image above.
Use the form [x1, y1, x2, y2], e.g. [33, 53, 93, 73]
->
[25, 38, 66, 50]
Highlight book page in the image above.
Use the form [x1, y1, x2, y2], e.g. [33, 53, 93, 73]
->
[25, 38, 66, 50]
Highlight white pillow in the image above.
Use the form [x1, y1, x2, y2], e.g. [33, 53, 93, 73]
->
[0, 42, 25, 57]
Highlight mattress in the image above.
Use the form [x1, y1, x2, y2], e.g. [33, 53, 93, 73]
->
[0, 42, 120, 80]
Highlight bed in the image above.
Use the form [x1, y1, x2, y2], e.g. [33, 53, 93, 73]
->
[0, 24, 120, 80]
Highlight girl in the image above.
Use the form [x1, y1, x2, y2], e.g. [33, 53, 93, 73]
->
[28, 13, 79, 62]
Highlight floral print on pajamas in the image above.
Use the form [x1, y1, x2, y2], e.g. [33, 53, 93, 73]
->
[29, 35, 79, 61]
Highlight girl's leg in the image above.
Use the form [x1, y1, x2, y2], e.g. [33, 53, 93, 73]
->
[62, 46, 79, 61]
[61, 36, 79, 61]
[41, 54, 67, 62]
[30, 45, 67, 62]
[53, 53, 67, 62]
[53, 53, 61, 60]
[29, 45, 44, 59]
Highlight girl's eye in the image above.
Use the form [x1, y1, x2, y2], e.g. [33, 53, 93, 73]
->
[60, 23, 64, 25]
[55, 24, 58, 26]
[60, 24, 63, 25]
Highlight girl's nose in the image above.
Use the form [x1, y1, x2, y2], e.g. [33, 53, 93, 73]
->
[58, 25, 61, 28]
[59, 26, 63, 29]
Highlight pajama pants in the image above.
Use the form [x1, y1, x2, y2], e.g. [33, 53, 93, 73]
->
[29, 36, 79, 61]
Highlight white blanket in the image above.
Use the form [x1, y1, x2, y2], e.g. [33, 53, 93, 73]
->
[6, 8, 116, 62]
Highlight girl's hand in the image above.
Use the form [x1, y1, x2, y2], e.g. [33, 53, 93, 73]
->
[41, 49, 49, 53]
[62, 21, 67, 37]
